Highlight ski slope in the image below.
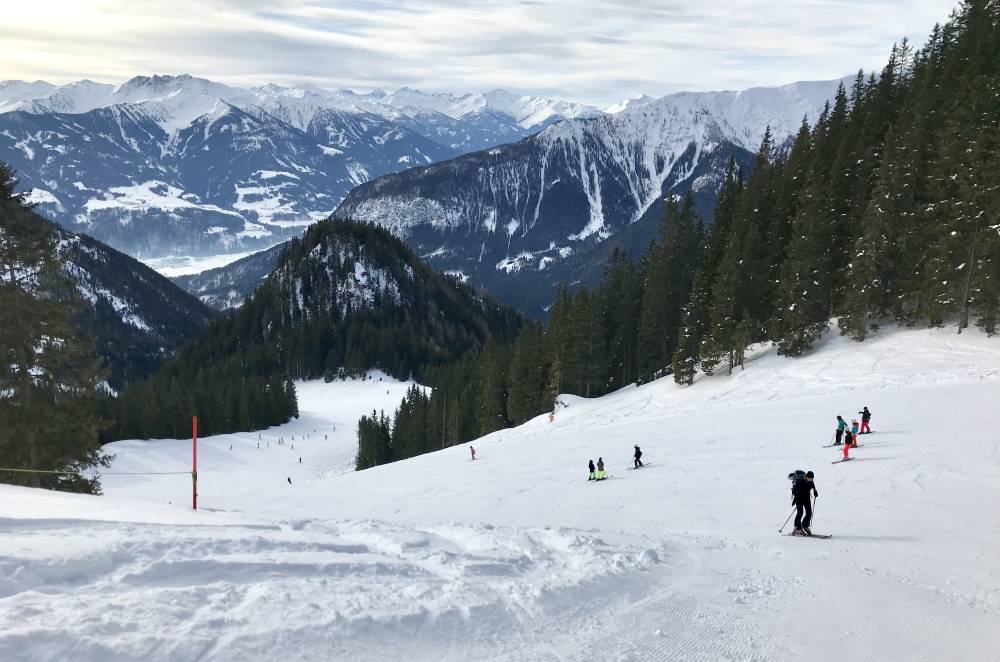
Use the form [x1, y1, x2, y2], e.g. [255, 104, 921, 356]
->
[2, 326, 1000, 661]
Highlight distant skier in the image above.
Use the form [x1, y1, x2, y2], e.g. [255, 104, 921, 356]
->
[470, 446, 477, 461]
[588, 459, 597, 481]
[858, 407, 872, 434]
[834, 415, 848, 445]
[596, 457, 606, 480]
[792, 470, 819, 535]
[299, 457, 302, 464]
[633, 445, 644, 468]
[287, 477, 292, 485]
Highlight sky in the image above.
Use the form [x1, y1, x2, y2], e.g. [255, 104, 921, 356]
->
[1, 0, 960, 107]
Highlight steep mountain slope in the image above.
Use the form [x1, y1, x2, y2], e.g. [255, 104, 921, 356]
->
[171, 243, 285, 309]
[3, 326, 998, 660]
[48, 218, 217, 388]
[336, 79, 844, 314]
[0, 75, 597, 259]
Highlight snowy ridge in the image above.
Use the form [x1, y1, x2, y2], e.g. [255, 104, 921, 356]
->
[0, 76, 601, 135]
[0, 75, 599, 261]
[1, 326, 998, 660]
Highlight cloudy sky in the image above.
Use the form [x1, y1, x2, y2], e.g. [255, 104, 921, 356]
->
[2, 0, 958, 106]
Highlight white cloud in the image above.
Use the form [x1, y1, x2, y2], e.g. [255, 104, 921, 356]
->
[0, 0, 959, 106]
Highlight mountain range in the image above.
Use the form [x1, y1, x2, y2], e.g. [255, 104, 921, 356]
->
[0, 75, 599, 258]
[2, 74, 845, 315]
[335, 79, 844, 313]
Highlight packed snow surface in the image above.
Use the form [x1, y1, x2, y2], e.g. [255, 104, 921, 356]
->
[2, 327, 1000, 661]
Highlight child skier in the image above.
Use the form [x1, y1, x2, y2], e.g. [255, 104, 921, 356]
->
[633, 445, 644, 468]
[834, 415, 848, 445]
[596, 457, 606, 480]
[850, 419, 860, 447]
[859, 407, 872, 434]
[841, 438, 851, 461]
[792, 470, 819, 535]
[470, 446, 477, 461]
[588, 459, 597, 481]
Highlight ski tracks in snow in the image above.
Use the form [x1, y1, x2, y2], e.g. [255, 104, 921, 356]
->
[0, 518, 666, 662]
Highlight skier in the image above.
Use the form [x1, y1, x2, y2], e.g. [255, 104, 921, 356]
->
[596, 457, 606, 480]
[588, 459, 597, 481]
[834, 415, 848, 445]
[849, 420, 860, 447]
[470, 446, 477, 461]
[858, 407, 872, 434]
[287, 477, 292, 485]
[299, 457, 302, 464]
[792, 470, 819, 535]
[841, 438, 851, 461]
[633, 445, 644, 468]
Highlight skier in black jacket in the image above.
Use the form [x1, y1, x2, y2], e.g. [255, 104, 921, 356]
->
[858, 406, 872, 434]
[792, 471, 819, 535]
[633, 445, 644, 468]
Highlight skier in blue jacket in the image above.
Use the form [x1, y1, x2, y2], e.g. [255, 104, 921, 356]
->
[834, 415, 848, 445]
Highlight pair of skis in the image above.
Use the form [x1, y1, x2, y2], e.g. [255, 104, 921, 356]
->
[626, 462, 651, 470]
[783, 532, 833, 539]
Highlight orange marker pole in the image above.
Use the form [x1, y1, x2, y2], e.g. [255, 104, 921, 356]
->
[192, 416, 198, 510]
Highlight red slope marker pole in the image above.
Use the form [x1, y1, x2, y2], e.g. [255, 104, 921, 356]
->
[192, 415, 198, 510]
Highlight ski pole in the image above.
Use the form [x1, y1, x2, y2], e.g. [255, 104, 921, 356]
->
[778, 507, 795, 533]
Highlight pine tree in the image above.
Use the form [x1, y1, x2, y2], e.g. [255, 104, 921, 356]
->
[0, 163, 110, 493]
[672, 159, 742, 383]
[599, 248, 642, 389]
[637, 193, 703, 381]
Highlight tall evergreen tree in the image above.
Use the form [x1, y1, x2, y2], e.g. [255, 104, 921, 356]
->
[0, 163, 109, 493]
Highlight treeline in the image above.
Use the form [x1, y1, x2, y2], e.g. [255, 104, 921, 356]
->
[108, 219, 521, 441]
[353, 201, 698, 469]
[0, 163, 109, 493]
[358, 1, 1000, 469]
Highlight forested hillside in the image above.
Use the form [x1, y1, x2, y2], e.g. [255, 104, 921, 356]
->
[358, 1, 1000, 469]
[109, 219, 522, 440]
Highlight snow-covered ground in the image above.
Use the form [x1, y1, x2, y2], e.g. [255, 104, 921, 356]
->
[2, 326, 1000, 661]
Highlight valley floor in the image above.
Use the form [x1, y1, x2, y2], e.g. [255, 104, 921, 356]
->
[2, 326, 999, 661]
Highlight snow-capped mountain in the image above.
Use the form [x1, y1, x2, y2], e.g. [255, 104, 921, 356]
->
[336, 78, 846, 314]
[0, 75, 599, 258]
